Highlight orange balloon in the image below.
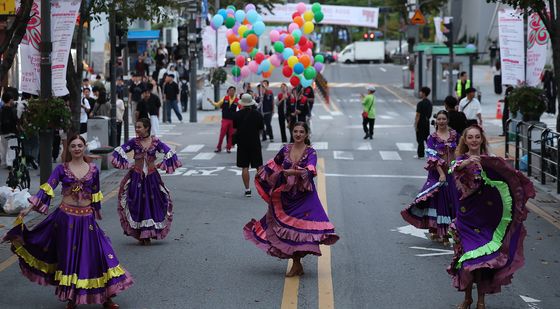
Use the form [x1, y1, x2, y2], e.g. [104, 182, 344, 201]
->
[227, 34, 239, 45]
[299, 55, 311, 67]
[243, 18, 250, 25]
[293, 16, 304, 28]
[247, 34, 258, 47]
[284, 35, 295, 47]
[262, 71, 272, 78]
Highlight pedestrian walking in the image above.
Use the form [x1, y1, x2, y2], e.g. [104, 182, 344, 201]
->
[136, 86, 162, 136]
[244, 122, 339, 277]
[444, 96, 467, 136]
[91, 90, 111, 117]
[455, 71, 472, 101]
[128, 74, 146, 123]
[0, 93, 19, 167]
[276, 83, 290, 143]
[448, 125, 534, 309]
[111, 118, 182, 245]
[415, 87, 433, 159]
[500, 85, 514, 136]
[180, 79, 189, 112]
[458, 88, 482, 127]
[80, 88, 92, 134]
[162, 74, 183, 123]
[116, 97, 125, 144]
[260, 80, 274, 142]
[208, 86, 239, 153]
[233, 93, 264, 197]
[401, 110, 460, 246]
[5, 135, 134, 308]
[361, 86, 376, 139]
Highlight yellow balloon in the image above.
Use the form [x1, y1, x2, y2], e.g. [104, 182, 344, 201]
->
[287, 56, 299, 68]
[303, 11, 314, 22]
[238, 25, 248, 37]
[231, 42, 241, 55]
[269, 64, 275, 72]
[303, 21, 314, 34]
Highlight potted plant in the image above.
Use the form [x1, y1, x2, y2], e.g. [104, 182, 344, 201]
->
[507, 85, 547, 122]
[22, 97, 72, 136]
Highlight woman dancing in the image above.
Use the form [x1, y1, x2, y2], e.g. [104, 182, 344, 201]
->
[3, 135, 133, 308]
[401, 110, 460, 246]
[244, 122, 339, 277]
[112, 118, 182, 245]
[448, 125, 534, 309]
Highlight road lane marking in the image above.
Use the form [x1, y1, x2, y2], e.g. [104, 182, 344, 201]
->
[267, 143, 284, 151]
[379, 85, 415, 108]
[192, 152, 216, 160]
[317, 158, 334, 309]
[180, 144, 204, 153]
[325, 173, 424, 179]
[314, 142, 329, 150]
[356, 142, 372, 151]
[281, 259, 300, 309]
[396, 143, 416, 152]
[345, 124, 410, 129]
[391, 225, 429, 239]
[319, 115, 334, 120]
[379, 67, 387, 72]
[378, 115, 393, 119]
[379, 151, 402, 160]
[409, 246, 453, 257]
[333, 151, 354, 160]
[526, 201, 560, 230]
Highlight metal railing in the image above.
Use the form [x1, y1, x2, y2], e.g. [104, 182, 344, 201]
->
[505, 119, 560, 193]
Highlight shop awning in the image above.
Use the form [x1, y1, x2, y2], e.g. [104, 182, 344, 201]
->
[127, 30, 160, 41]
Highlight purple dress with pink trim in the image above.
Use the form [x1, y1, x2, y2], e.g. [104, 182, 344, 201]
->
[401, 130, 461, 237]
[112, 137, 182, 241]
[3, 163, 133, 305]
[447, 155, 535, 294]
[244, 145, 339, 259]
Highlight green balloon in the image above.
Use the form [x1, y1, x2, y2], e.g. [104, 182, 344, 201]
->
[243, 30, 255, 38]
[312, 3, 322, 14]
[274, 41, 285, 53]
[304, 67, 317, 80]
[249, 49, 258, 58]
[225, 17, 236, 29]
[314, 11, 324, 23]
[314, 54, 324, 63]
[227, 5, 236, 11]
[232, 66, 241, 77]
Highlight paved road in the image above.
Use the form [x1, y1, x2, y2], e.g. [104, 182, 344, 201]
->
[0, 64, 558, 309]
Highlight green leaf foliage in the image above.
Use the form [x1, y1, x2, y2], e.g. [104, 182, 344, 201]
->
[23, 97, 72, 136]
[507, 86, 547, 118]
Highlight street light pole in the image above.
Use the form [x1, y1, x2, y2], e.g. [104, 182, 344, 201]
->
[109, 3, 118, 147]
[39, 0, 53, 183]
[189, 17, 197, 123]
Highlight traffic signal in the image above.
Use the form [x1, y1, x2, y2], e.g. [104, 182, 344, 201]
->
[443, 19, 453, 48]
[178, 24, 188, 57]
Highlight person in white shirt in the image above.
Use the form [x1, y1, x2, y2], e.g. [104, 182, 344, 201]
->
[458, 87, 482, 127]
[80, 88, 92, 134]
[116, 98, 125, 144]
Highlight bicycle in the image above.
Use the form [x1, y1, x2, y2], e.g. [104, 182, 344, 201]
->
[6, 135, 31, 190]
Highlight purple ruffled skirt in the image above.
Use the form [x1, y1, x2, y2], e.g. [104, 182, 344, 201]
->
[117, 168, 173, 240]
[3, 204, 133, 304]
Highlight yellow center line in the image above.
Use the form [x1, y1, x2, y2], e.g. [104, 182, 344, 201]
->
[0, 188, 119, 273]
[378, 85, 415, 109]
[317, 158, 334, 309]
[280, 259, 300, 309]
[527, 201, 560, 230]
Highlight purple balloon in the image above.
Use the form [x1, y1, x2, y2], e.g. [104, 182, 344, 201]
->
[232, 23, 240, 34]
[245, 4, 256, 12]
[314, 62, 324, 72]
[240, 38, 248, 51]
[233, 76, 242, 83]
[280, 33, 287, 42]
[226, 8, 235, 16]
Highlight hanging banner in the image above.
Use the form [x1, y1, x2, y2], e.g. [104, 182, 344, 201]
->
[498, 9, 525, 86]
[526, 12, 549, 86]
[262, 4, 378, 28]
[18, 0, 81, 97]
[202, 26, 227, 68]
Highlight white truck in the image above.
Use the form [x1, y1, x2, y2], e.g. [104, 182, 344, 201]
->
[337, 41, 385, 64]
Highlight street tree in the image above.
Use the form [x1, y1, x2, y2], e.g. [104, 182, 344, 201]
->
[216, 0, 283, 12]
[0, 0, 33, 92]
[487, 0, 560, 131]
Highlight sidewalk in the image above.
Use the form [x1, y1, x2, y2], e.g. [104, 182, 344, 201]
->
[392, 64, 560, 226]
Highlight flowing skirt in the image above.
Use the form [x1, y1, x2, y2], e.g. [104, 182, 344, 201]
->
[3, 204, 133, 304]
[448, 157, 534, 294]
[401, 172, 460, 237]
[117, 168, 173, 240]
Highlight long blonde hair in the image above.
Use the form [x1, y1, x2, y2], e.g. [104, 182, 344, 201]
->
[456, 125, 489, 156]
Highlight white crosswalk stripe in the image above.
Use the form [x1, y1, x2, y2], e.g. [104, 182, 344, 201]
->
[266, 143, 283, 151]
[319, 115, 334, 120]
[333, 151, 354, 160]
[180, 144, 204, 153]
[356, 142, 372, 151]
[378, 115, 394, 120]
[313, 142, 329, 150]
[192, 152, 216, 160]
[379, 151, 402, 160]
[396, 143, 416, 152]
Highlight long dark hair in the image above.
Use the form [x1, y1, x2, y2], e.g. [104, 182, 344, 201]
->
[292, 121, 311, 145]
[65, 134, 91, 163]
[434, 110, 449, 131]
[136, 118, 152, 136]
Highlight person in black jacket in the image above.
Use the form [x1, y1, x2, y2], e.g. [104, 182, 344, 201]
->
[0, 93, 19, 167]
[234, 93, 264, 197]
[444, 96, 467, 136]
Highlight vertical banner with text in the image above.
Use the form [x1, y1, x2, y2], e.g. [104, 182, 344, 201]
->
[202, 26, 227, 68]
[18, 0, 81, 96]
[498, 9, 525, 86]
[526, 12, 549, 86]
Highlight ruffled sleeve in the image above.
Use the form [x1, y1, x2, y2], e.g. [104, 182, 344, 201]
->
[28, 165, 62, 214]
[255, 147, 286, 202]
[155, 139, 182, 173]
[90, 165, 103, 212]
[424, 135, 445, 171]
[111, 139, 134, 169]
[284, 147, 317, 193]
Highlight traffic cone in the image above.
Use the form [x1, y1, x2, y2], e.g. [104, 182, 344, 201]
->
[496, 99, 503, 119]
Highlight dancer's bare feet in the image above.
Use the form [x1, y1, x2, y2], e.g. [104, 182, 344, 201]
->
[286, 260, 304, 277]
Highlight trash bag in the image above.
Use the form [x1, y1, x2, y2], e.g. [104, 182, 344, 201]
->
[88, 136, 100, 150]
[519, 154, 528, 172]
[3, 188, 31, 214]
[0, 186, 13, 209]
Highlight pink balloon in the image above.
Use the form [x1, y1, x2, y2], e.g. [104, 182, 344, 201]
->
[248, 61, 259, 73]
[296, 2, 306, 14]
[241, 66, 251, 78]
[270, 54, 281, 67]
[288, 23, 299, 33]
[226, 29, 234, 37]
[270, 30, 280, 42]
[245, 4, 256, 12]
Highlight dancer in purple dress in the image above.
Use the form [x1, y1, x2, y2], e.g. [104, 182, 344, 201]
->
[112, 118, 182, 245]
[244, 122, 339, 277]
[401, 110, 460, 245]
[448, 125, 534, 309]
[3, 135, 133, 309]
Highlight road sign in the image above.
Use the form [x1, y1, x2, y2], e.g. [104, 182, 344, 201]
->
[0, 0, 16, 15]
[410, 9, 426, 25]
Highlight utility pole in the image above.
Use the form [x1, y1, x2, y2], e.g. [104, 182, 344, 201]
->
[214, 0, 220, 101]
[187, 1, 198, 122]
[39, 0, 53, 183]
[109, 3, 118, 147]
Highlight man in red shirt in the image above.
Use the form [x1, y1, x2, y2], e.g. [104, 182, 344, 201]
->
[208, 86, 239, 153]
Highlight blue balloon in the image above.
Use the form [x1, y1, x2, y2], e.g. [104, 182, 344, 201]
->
[218, 9, 227, 20]
[293, 63, 304, 75]
[261, 59, 271, 72]
[253, 21, 266, 36]
[246, 10, 259, 24]
[235, 10, 246, 23]
[282, 48, 294, 60]
[301, 77, 313, 88]
[257, 65, 263, 74]
[212, 15, 224, 29]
